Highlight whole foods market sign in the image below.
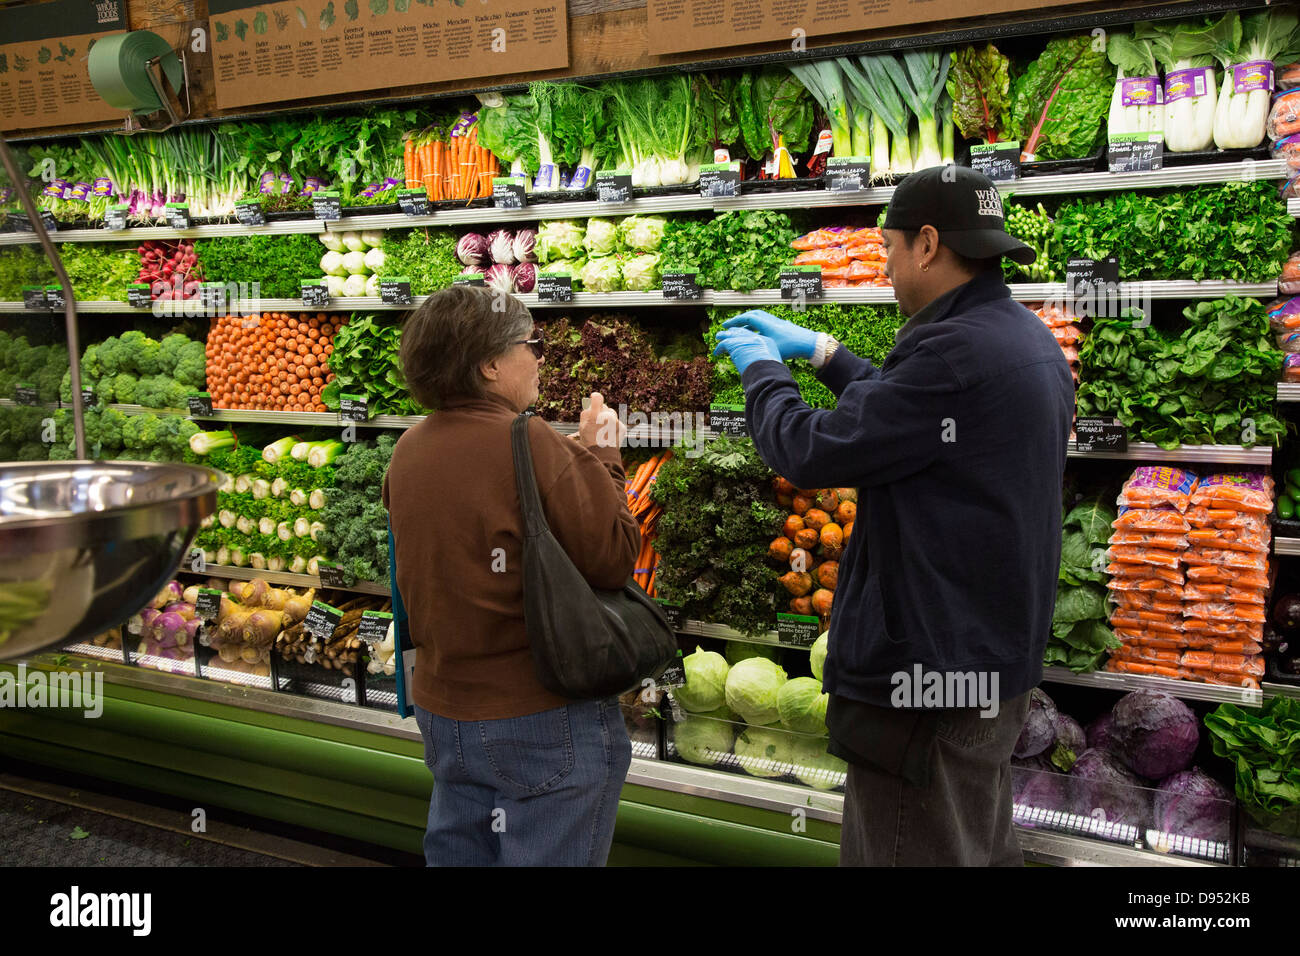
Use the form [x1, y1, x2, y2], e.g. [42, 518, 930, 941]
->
[206, 0, 568, 110]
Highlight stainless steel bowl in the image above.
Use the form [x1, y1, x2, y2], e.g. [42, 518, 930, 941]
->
[0, 461, 220, 659]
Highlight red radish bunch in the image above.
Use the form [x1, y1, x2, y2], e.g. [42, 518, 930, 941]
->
[138, 240, 202, 300]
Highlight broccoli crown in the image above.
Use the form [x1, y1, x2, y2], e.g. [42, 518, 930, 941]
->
[80, 343, 102, 381]
[96, 336, 125, 376]
[119, 330, 162, 376]
[121, 412, 161, 450]
[174, 340, 207, 390]
[134, 374, 190, 410]
[112, 373, 138, 404]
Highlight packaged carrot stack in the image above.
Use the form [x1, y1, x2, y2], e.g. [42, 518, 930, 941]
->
[1104, 467, 1197, 682]
[1178, 472, 1273, 689]
[1027, 301, 1083, 384]
[789, 226, 890, 288]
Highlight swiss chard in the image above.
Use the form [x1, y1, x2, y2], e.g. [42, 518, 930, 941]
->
[1011, 34, 1114, 161]
[946, 43, 1014, 144]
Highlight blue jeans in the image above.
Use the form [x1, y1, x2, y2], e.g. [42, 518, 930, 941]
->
[414, 699, 631, 866]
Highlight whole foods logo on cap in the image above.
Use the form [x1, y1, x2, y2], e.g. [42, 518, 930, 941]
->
[975, 186, 1003, 220]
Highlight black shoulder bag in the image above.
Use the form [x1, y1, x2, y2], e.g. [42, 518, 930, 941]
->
[511, 412, 678, 700]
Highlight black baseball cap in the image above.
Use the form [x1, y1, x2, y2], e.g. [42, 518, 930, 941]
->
[883, 165, 1036, 266]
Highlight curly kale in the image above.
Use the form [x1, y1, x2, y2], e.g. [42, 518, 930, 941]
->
[315, 435, 396, 583]
[650, 436, 784, 636]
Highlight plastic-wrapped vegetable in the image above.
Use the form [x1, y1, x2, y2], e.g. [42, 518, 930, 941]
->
[513, 228, 538, 263]
[457, 233, 489, 267]
[488, 229, 516, 265]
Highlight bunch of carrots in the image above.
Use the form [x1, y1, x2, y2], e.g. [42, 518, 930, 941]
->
[205, 311, 339, 413]
[626, 450, 673, 597]
[403, 120, 500, 204]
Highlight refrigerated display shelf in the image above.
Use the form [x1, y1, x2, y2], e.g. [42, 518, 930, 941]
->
[1065, 441, 1272, 465]
[1276, 538, 1300, 556]
[1041, 664, 1264, 706]
[0, 281, 1276, 314]
[1, 161, 1282, 247]
[1012, 802, 1229, 865]
[1279, 384, 1300, 402]
[182, 562, 391, 597]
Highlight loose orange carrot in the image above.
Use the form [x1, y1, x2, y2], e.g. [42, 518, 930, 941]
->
[404, 137, 416, 189]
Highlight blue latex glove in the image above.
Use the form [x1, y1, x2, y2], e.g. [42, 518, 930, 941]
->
[722, 309, 818, 360]
[713, 328, 783, 376]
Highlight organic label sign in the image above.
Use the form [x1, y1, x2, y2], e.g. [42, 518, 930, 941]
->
[312, 190, 342, 221]
[709, 403, 746, 437]
[1108, 133, 1164, 173]
[379, 278, 413, 305]
[969, 141, 1021, 182]
[164, 204, 192, 230]
[194, 588, 223, 621]
[339, 393, 369, 422]
[0, 0, 128, 132]
[358, 611, 393, 646]
[302, 600, 343, 641]
[536, 271, 573, 302]
[698, 162, 740, 198]
[780, 265, 823, 300]
[44, 285, 64, 310]
[825, 156, 870, 192]
[1075, 417, 1128, 453]
[235, 199, 266, 226]
[453, 273, 485, 287]
[595, 169, 633, 203]
[104, 205, 129, 231]
[300, 277, 330, 306]
[777, 614, 819, 647]
[127, 284, 152, 308]
[654, 600, 683, 631]
[492, 178, 527, 209]
[397, 189, 431, 217]
[315, 562, 351, 589]
[661, 270, 703, 300]
[207, 0, 568, 112]
[187, 393, 214, 417]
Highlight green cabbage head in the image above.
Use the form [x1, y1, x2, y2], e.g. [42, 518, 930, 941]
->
[619, 214, 667, 252]
[725, 657, 787, 725]
[810, 631, 828, 681]
[734, 725, 795, 778]
[583, 217, 621, 257]
[672, 708, 736, 766]
[675, 645, 729, 713]
[789, 736, 847, 791]
[778, 676, 829, 734]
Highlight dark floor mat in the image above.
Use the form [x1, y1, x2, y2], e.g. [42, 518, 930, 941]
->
[0, 790, 298, 867]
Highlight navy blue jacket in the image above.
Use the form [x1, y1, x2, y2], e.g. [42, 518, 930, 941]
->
[741, 272, 1075, 707]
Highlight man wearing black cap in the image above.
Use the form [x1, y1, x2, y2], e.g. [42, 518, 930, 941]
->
[714, 166, 1075, 866]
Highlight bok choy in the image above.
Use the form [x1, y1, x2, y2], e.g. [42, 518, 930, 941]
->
[1138, 14, 1240, 153]
[1212, 10, 1300, 149]
[1106, 33, 1164, 138]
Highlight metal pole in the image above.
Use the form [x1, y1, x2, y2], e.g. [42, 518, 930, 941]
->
[0, 135, 86, 459]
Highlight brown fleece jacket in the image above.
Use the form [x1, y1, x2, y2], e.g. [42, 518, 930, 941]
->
[382, 393, 638, 720]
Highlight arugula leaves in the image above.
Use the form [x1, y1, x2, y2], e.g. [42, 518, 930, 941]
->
[1076, 296, 1287, 449]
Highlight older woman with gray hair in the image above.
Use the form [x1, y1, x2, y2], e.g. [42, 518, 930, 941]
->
[382, 285, 639, 867]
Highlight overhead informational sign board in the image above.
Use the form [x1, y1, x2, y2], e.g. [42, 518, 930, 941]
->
[645, 0, 1060, 56]
[207, 0, 569, 110]
[0, 0, 128, 132]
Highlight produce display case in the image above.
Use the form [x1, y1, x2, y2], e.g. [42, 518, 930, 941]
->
[1011, 765, 1235, 865]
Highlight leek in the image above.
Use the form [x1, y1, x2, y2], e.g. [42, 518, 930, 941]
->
[308, 489, 328, 510]
[271, 477, 290, 498]
[236, 516, 256, 535]
[788, 62, 853, 158]
[249, 553, 267, 571]
[267, 556, 286, 572]
[939, 91, 956, 166]
[251, 478, 272, 500]
[893, 50, 952, 171]
[290, 441, 312, 461]
[839, 57, 910, 177]
[290, 488, 309, 507]
[1212, 10, 1300, 149]
[258, 516, 277, 536]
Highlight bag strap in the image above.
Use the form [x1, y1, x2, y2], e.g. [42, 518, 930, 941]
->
[511, 412, 549, 539]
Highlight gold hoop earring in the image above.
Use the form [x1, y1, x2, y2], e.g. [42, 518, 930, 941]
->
[921, 263, 930, 272]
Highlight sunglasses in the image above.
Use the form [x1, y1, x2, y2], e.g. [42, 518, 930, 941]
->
[515, 337, 544, 359]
